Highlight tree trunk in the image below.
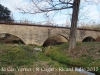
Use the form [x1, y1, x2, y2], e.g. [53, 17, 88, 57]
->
[69, 0, 80, 53]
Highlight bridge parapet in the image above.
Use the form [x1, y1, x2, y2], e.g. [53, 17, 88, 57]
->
[0, 23, 100, 45]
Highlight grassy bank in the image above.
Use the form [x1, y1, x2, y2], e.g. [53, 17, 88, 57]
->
[43, 42, 100, 74]
[0, 43, 88, 75]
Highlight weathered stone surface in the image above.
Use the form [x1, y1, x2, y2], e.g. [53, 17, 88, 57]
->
[0, 24, 100, 46]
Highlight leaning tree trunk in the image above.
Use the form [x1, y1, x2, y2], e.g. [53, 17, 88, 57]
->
[69, 0, 80, 53]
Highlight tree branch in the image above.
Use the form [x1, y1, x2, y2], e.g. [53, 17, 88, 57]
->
[16, 0, 73, 14]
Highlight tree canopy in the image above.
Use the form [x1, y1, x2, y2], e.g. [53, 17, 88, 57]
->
[0, 4, 13, 21]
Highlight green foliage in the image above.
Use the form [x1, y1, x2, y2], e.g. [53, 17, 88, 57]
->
[0, 4, 13, 21]
[0, 43, 100, 74]
[0, 44, 36, 67]
[43, 46, 70, 64]
[43, 42, 100, 74]
[0, 44, 66, 69]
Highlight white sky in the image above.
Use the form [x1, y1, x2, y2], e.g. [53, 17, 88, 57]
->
[0, 0, 100, 26]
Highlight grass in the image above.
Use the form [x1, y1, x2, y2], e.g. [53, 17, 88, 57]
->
[0, 44, 85, 75]
[0, 43, 100, 75]
[43, 42, 100, 74]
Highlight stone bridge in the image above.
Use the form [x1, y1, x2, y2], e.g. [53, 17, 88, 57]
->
[0, 23, 100, 46]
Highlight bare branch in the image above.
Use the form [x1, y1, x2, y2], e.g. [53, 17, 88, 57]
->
[59, 0, 73, 5]
[16, 0, 73, 15]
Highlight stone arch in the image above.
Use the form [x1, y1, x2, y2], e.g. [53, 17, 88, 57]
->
[43, 35, 68, 47]
[82, 36, 95, 42]
[0, 33, 25, 44]
[59, 34, 69, 41]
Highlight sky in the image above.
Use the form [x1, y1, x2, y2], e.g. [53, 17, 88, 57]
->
[0, 0, 100, 26]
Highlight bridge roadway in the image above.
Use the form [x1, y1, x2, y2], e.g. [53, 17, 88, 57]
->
[0, 23, 100, 46]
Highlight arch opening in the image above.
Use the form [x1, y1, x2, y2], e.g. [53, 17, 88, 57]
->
[43, 35, 68, 47]
[82, 36, 95, 42]
[0, 33, 25, 44]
